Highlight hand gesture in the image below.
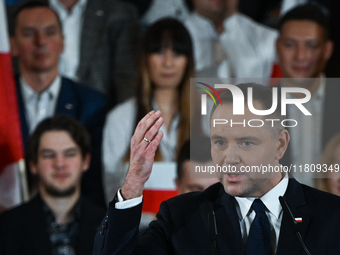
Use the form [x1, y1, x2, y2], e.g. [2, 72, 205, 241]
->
[121, 110, 164, 200]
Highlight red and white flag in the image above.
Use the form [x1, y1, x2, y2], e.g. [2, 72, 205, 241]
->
[142, 162, 178, 214]
[0, 0, 28, 212]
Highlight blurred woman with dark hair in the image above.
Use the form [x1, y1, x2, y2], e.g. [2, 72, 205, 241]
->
[102, 18, 198, 202]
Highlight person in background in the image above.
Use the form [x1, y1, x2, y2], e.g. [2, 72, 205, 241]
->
[184, 0, 278, 79]
[102, 18, 199, 203]
[175, 137, 219, 194]
[0, 115, 106, 255]
[10, 1, 108, 207]
[276, 4, 340, 187]
[7, 0, 139, 104]
[315, 132, 340, 196]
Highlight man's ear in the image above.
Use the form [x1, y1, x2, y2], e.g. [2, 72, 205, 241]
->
[324, 40, 334, 62]
[29, 161, 38, 175]
[10, 37, 19, 56]
[275, 129, 290, 161]
[174, 178, 182, 195]
[82, 153, 91, 172]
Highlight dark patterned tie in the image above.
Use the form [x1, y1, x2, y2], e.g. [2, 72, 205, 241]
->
[245, 199, 271, 255]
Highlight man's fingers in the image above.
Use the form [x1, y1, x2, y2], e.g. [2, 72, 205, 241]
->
[133, 110, 161, 143]
[150, 130, 163, 149]
[144, 116, 164, 143]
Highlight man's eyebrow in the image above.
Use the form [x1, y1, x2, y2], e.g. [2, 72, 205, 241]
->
[236, 136, 261, 143]
[64, 147, 78, 153]
[39, 148, 55, 154]
[21, 24, 58, 31]
[211, 135, 225, 140]
[21, 26, 36, 31]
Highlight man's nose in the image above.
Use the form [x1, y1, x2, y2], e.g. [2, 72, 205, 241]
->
[34, 33, 47, 46]
[295, 45, 308, 61]
[53, 154, 65, 169]
[223, 144, 240, 166]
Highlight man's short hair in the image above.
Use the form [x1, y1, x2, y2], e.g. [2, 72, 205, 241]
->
[177, 136, 212, 180]
[278, 4, 330, 40]
[10, 1, 63, 36]
[210, 83, 284, 135]
[27, 115, 91, 163]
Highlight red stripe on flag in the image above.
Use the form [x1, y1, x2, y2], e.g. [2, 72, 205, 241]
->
[0, 53, 24, 174]
[142, 189, 178, 214]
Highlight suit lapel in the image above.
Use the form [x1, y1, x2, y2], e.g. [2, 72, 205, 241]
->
[76, 199, 102, 254]
[277, 179, 311, 255]
[77, 0, 107, 79]
[15, 77, 29, 147]
[214, 189, 244, 255]
[22, 196, 53, 255]
[56, 78, 79, 118]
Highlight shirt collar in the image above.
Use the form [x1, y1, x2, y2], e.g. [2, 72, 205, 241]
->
[284, 74, 326, 100]
[235, 173, 289, 220]
[314, 74, 326, 100]
[49, 0, 87, 17]
[20, 75, 62, 102]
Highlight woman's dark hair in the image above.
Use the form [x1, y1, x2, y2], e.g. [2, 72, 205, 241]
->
[126, 18, 195, 161]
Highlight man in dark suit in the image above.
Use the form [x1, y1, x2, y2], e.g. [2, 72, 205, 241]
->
[93, 84, 340, 254]
[0, 115, 106, 255]
[7, 0, 139, 103]
[10, 1, 108, 207]
[276, 4, 340, 186]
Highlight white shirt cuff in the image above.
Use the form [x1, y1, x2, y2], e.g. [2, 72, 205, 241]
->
[115, 189, 143, 209]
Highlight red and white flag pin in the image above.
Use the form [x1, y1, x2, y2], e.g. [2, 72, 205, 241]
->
[295, 217, 302, 223]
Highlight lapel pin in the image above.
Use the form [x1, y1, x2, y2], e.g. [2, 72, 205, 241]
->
[96, 10, 104, 16]
[65, 104, 73, 110]
[295, 217, 302, 223]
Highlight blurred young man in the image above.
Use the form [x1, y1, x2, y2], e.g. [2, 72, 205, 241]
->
[0, 115, 105, 255]
[175, 137, 219, 194]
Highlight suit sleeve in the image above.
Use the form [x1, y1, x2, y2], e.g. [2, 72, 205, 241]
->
[93, 199, 142, 255]
[93, 199, 173, 255]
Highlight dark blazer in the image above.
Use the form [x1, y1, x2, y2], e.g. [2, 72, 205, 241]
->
[0, 195, 106, 255]
[16, 76, 108, 208]
[280, 81, 340, 166]
[93, 179, 340, 254]
[75, 0, 139, 103]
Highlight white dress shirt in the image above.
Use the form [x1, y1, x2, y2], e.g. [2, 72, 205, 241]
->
[280, 0, 308, 15]
[103, 98, 179, 203]
[49, 0, 88, 82]
[20, 75, 61, 133]
[142, 0, 190, 25]
[184, 12, 278, 80]
[235, 174, 289, 252]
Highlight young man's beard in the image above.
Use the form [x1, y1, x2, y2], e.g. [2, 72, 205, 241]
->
[44, 184, 77, 197]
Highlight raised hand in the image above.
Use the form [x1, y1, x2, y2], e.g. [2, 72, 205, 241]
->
[121, 110, 164, 200]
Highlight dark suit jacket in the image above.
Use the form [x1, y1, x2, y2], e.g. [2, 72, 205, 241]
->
[0, 195, 106, 255]
[280, 80, 340, 166]
[7, 0, 139, 104]
[16, 76, 108, 208]
[93, 179, 340, 254]
[75, 0, 139, 103]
